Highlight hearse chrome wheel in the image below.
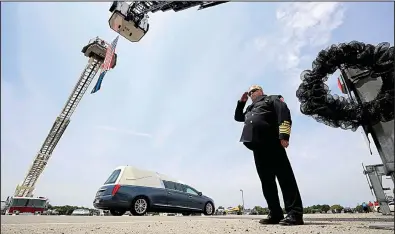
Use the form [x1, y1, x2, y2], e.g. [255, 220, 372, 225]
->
[204, 202, 214, 215]
[134, 198, 148, 215]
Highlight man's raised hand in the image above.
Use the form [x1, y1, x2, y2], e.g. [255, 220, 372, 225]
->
[240, 92, 249, 102]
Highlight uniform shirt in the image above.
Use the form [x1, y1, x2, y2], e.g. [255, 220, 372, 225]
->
[234, 94, 292, 144]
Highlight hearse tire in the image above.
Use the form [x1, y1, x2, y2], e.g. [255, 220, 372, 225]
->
[110, 209, 126, 216]
[203, 202, 214, 216]
[131, 196, 149, 216]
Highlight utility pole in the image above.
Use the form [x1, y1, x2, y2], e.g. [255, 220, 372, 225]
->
[240, 189, 245, 214]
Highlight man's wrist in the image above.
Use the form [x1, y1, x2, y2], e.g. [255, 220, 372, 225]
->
[279, 134, 290, 141]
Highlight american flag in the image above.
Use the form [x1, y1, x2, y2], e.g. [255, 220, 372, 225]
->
[102, 36, 119, 71]
[337, 75, 348, 95]
[91, 36, 119, 94]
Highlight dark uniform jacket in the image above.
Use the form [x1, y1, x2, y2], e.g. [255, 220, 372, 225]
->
[234, 94, 292, 149]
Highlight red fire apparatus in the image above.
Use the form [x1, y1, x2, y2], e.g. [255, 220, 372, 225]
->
[4, 196, 48, 215]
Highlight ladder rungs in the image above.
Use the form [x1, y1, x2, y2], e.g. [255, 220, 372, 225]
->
[17, 60, 102, 197]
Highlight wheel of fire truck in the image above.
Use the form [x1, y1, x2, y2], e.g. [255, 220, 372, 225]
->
[130, 196, 149, 216]
[110, 209, 126, 216]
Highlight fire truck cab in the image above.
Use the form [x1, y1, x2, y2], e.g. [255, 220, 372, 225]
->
[4, 196, 48, 215]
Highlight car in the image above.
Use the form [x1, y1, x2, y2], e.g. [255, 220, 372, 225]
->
[387, 201, 395, 212]
[93, 166, 215, 216]
[375, 202, 394, 213]
[71, 209, 91, 216]
[343, 207, 353, 213]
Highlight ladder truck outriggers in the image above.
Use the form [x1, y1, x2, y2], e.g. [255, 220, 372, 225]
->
[5, 37, 118, 215]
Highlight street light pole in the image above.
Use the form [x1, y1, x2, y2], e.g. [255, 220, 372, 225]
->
[240, 189, 245, 214]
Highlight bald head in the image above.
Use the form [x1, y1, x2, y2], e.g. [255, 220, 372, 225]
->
[248, 85, 264, 101]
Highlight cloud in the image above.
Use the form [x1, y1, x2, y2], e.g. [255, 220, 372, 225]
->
[252, 3, 346, 110]
[95, 125, 153, 138]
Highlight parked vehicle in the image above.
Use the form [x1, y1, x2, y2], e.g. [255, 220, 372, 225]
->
[215, 208, 226, 215]
[93, 166, 215, 216]
[71, 209, 91, 216]
[389, 202, 395, 212]
[343, 207, 353, 213]
[374, 201, 395, 213]
[3, 196, 48, 215]
[376, 202, 395, 213]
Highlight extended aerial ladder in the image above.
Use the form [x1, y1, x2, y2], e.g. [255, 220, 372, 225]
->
[118, 1, 228, 18]
[108, 1, 228, 42]
[14, 37, 117, 197]
[14, 1, 225, 198]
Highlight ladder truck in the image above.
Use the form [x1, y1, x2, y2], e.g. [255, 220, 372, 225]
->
[108, 1, 228, 42]
[10, 37, 117, 207]
[9, 0, 224, 209]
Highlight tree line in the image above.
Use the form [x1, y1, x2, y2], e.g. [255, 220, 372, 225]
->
[47, 204, 98, 215]
[48, 203, 366, 216]
[217, 204, 367, 215]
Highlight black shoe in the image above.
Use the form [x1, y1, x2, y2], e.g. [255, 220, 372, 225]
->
[259, 213, 284, 225]
[279, 213, 304, 226]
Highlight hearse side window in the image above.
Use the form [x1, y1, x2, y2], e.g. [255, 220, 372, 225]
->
[163, 180, 176, 190]
[174, 183, 185, 192]
[104, 169, 121, 185]
[185, 185, 199, 196]
[162, 180, 169, 188]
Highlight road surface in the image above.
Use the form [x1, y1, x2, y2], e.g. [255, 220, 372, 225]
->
[1, 213, 393, 234]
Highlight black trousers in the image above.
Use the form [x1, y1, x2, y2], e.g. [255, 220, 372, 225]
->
[250, 140, 303, 217]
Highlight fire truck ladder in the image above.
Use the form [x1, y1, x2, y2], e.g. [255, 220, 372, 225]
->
[14, 38, 115, 197]
[128, 1, 228, 15]
[121, 1, 228, 25]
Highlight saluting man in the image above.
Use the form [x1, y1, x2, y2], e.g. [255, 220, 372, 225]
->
[234, 85, 304, 226]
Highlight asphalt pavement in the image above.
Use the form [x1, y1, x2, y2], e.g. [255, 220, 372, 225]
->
[1, 213, 394, 234]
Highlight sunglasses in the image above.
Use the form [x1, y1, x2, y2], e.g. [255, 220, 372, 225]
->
[248, 89, 260, 96]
